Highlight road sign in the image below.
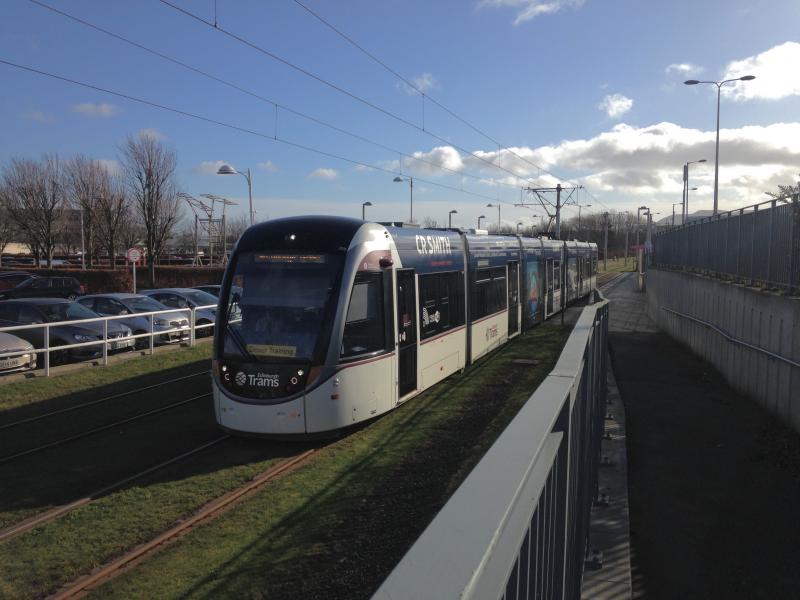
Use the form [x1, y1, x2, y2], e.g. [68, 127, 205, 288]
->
[126, 247, 142, 263]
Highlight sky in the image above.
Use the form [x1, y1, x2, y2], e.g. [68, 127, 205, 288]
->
[1, 0, 799, 231]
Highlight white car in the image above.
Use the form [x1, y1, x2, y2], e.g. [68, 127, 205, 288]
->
[0, 331, 37, 374]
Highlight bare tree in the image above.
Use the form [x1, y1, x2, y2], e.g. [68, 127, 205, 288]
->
[421, 216, 439, 228]
[1, 154, 66, 267]
[120, 134, 182, 285]
[226, 213, 250, 247]
[0, 189, 18, 266]
[95, 176, 132, 269]
[66, 155, 111, 267]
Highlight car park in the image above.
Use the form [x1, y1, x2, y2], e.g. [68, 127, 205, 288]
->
[0, 331, 37, 374]
[140, 288, 219, 336]
[0, 272, 37, 291]
[0, 298, 132, 364]
[78, 293, 190, 348]
[0, 276, 85, 300]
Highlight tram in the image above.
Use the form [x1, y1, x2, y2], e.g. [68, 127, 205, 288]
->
[212, 216, 597, 437]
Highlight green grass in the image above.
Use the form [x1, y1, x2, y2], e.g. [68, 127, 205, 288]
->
[0, 343, 212, 413]
[89, 325, 570, 600]
[599, 257, 636, 273]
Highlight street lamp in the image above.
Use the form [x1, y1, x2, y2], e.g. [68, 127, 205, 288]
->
[362, 201, 372, 220]
[486, 203, 501, 232]
[636, 205, 648, 255]
[578, 203, 592, 231]
[682, 158, 706, 222]
[448, 209, 458, 229]
[217, 164, 254, 225]
[393, 175, 414, 223]
[478, 214, 486, 229]
[685, 75, 755, 215]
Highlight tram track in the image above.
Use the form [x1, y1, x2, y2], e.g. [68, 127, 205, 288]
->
[0, 370, 209, 431]
[0, 435, 230, 544]
[0, 392, 212, 466]
[50, 448, 317, 600]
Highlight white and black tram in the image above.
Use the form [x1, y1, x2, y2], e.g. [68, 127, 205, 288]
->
[212, 216, 597, 437]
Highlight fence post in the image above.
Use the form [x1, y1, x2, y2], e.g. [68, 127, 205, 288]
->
[736, 208, 744, 283]
[103, 319, 108, 366]
[44, 324, 50, 377]
[766, 200, 775, 288]
[149, 313, 155, 355]
[189, 307, 196, 347]
[789, 194, 799, 294]
[724, 211, 730, 279]
[750, 205, 758, 286]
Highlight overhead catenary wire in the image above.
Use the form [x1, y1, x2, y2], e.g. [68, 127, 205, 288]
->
[26, 0, 526, 194]
[0, 58, 509, 204]
[158, 0, 549, 190]
[289, 0, 579, 189]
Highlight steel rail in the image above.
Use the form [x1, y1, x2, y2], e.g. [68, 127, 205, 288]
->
[0, 435, 230, 543]
[51, 448, 316, 600]
[662, 306, 800, 368]
[0, 393, 212, 465]
[0, 370, 209, 431]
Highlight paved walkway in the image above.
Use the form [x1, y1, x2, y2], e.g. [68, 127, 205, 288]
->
[606, 272, 800, 600]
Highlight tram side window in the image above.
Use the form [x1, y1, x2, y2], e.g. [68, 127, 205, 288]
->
[471, 267, 507, 321]
[341, 272, 385, 358]
[553, 261, 561, 290]
[419, 271, 465, 340]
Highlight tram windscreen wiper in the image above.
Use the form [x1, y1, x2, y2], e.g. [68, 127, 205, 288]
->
[225, 323, 257, 362]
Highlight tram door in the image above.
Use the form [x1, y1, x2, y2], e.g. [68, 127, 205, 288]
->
[507, 261, 519, 336]
[396, 269, 417, 399]
[546, 259, 554, 315]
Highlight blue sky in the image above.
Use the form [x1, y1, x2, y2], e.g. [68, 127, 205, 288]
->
[2, 0, 799, 229]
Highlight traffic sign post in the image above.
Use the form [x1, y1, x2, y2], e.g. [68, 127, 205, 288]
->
[126, 247, 143, 293]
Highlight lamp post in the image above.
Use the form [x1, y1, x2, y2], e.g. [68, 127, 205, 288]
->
[486, 203, 501, 232]
[577, 203, 591, 233]
[685, 75, 755, 215]
[217, 164, 254, 225]
[362, 201, 372, 220]
[477, 214, 486, 229]
[393, 175, 414, 223]
[682, 159, 706, 222]
[448, 209, 457, 229]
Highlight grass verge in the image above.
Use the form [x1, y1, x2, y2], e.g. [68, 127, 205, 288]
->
[0, 343, 211, 413]
[89, 324, 570, 600]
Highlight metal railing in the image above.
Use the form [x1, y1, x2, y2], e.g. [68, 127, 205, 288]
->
[0, 304, 218, 376]
[652, 194, 800, 294]
[373, 291, 609, 600]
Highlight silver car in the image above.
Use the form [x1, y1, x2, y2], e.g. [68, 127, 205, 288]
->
[78, 293, 191, 348]
[139, 288, 218, 337]
[0, 331, 36, 374]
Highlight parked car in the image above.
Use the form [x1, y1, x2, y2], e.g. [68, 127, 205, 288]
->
[139, 288, 219, 336]
[0, 272, 37, 291]
[78, 293, 190, 348]
[193, 285, 221, 297]
[0, 298, 132, 365]
[0, 276, 85, 300]
[0, 331, 37, 374]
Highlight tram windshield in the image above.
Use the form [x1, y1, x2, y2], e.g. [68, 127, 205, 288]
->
[221, 251, 343, 363]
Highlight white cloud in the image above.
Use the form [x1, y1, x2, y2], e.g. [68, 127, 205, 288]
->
[308, 168, 338, 180]
[665, 63, 703, 76]
[72, 102, 120, 117]
[257, 160, 277, 172]
[598, 93, 633, 119]
[397, 72, 438, 95]
[23, 110, 56, 123]
[137, 128, 166, 141]
[97, 159, 121, 176]
[478, 0, 586, 24]
[721, 41, 800, 101]
[195, 160, 229, 175]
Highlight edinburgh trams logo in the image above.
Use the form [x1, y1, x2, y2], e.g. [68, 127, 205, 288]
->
[415, 235, 452, 255]
[235, 371, 280, 388]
